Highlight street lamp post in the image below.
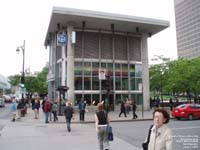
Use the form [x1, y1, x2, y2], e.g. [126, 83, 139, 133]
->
[16, 40, 25, 103]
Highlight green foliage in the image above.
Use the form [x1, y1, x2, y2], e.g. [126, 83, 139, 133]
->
[8, 64, 48, 95]
[150, 56, 200, 100]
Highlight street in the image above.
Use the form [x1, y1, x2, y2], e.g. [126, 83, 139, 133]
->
[0, 104, 200, 149]
[110, 120, 200, 149]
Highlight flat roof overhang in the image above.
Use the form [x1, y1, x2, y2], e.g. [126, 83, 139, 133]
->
[44, 7, 169, 46]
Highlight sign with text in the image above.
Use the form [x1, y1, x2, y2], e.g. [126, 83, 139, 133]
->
[99, 69, 106, 80]
[57, 32, 67, 46]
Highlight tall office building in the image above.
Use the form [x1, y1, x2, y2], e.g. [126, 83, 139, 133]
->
[174, 0, 200, 58]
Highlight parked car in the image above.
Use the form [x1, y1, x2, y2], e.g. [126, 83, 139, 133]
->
[172, 103, 200, 120]
[0, 97, 5, 107]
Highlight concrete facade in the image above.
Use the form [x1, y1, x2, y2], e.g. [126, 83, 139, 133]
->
[44, 7, 169, 110]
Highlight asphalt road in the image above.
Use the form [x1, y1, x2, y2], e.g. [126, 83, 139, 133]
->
[0, 103, 12, 119]
[111, 119, 200, 149]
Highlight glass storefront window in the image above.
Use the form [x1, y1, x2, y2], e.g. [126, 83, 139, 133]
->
[130, 78, 135, 90]
[75, 94, 82, 105]
[75, 62, 83, 76]
[84, 62, 91, 76]
[115, 63, 121, 77]
[122, 64, 128, 77]
[116, 94, 121, 105]
[84, 94, 91, 105]
[92, 62, 99, 76]
[122, 94, 128, 101]
[136, 78, 142, 90]
[92, 77, 99, 90]
[135, 64, 142, 77]
[92, 94, 100, 105]
[115, 77, 121, 90]
[122, 78, 128, 90]
[84, 77, 91, 90]
[75, 77, 82, 90]
[108, 63, 113, 76]
[101, 62, 106, 69]
[130, 64, 135, 77]
[131, 94, 142, 105]
[136, 94, 143, 105]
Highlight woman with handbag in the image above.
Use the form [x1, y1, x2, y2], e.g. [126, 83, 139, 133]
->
[95, 103, 110, 150]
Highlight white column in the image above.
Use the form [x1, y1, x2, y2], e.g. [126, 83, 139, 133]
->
[67, 25, 75, 104]
[61, 31, 66, 86]
[141, 34, 150, 110]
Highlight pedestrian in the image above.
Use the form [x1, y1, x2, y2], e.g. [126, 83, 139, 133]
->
[10, 100, 17, 122]
[52, 101, 59, 122]
[49, 101, 53, 122]
[33, 99, 40, 119]
[43, 100, 52, 123]
[95, 103, 110, 150]
[31, 98, 35, 110]
[144, 108, 173, 150]
[169, 98, 173, 111]
[78, 99, 86, 121]
[63, 101, 74, 132]
[17, 100, 24, 119]
[119, 100, 127, 117]
[155, 97, 160, 108]
[132, 100, 138, 119]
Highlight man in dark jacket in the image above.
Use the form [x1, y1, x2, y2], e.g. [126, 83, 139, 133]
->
[118, 100, 127, 117]
[63, 101, 74, 132]
[78, 99, 86, 121]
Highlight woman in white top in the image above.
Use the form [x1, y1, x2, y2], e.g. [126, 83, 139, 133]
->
[148, 108, 173, 150]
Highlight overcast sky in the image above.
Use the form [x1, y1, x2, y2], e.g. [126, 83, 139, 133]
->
[0, 0, 177, 77]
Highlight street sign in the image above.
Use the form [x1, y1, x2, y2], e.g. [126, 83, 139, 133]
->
[57, 32, 67, 46]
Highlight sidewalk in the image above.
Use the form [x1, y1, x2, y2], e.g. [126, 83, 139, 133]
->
[0, 107, 147, 150]
[24, 107, 155, 124]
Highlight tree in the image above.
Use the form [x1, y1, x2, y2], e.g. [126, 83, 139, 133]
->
[150, 56, 200, 103]
[149, 55, 171, 99]
[8, 64, 48, 96]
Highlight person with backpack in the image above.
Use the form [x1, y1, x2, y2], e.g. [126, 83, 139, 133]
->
[43, 100, 52, 123]
[52, 101, 59, 122]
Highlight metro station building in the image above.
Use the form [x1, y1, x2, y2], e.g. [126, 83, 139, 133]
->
[44, 7, 169, 110]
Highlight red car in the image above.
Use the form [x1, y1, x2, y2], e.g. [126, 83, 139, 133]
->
[172, 103, 200, 120]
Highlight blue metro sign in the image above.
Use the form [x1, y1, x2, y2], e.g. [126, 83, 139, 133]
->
[57, 32, 67, 46]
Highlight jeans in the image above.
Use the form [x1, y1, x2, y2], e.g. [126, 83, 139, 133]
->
[66, 118, 72, 131]
[79, 110, 85, 121]
[44, 112, 49, 123]
[97, 125, 109, 150]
